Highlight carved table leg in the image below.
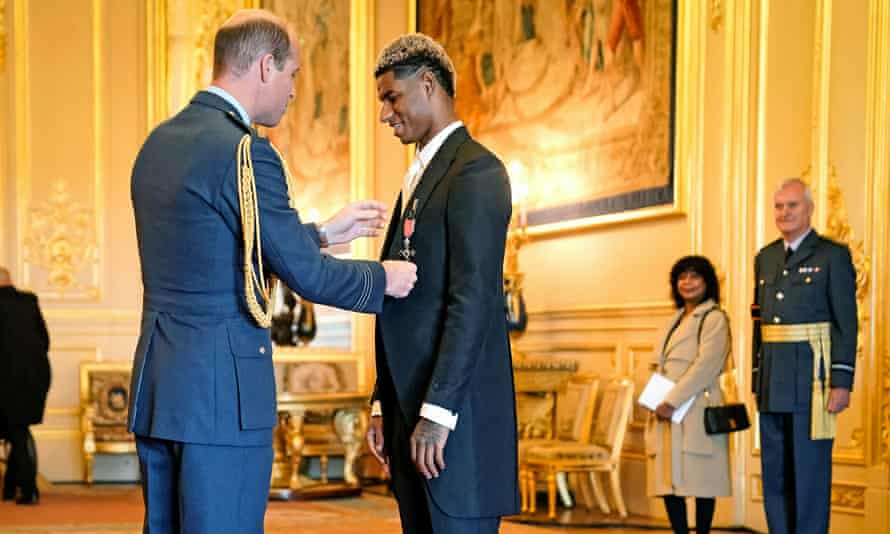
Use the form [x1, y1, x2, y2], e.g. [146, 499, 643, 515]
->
[286, 410, 306, 490]
[333, 408, 365, 486]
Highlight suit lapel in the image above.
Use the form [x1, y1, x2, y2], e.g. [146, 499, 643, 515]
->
[396, 127, 469, 232]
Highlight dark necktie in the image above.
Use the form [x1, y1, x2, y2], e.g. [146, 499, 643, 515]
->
[785, 246, 794, 264]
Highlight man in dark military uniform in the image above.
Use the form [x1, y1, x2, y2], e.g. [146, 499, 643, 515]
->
[751, 178, 857, 534]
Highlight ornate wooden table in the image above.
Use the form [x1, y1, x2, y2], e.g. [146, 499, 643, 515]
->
[270, 392, 369, 500]
[513, 358, 579, 439]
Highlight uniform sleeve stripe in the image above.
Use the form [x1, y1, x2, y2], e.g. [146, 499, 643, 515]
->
[831, 363, 855, 373]
[354, 265, 372, 311]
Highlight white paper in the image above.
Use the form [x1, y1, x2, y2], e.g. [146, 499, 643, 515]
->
[638, 373, 697, 424]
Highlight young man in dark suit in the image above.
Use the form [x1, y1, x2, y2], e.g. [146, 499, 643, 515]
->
[752, 178, 857, 534]
[0, 267, 51, 505]
[128, 10, 417, 533]
[366, 34, 520, 534]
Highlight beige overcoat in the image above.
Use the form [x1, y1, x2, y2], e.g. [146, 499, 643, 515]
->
[645, 299, 731, 497]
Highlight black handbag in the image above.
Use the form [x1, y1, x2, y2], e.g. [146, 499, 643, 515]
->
[704, 403, 750, 435]
[698, 308, 751, 435]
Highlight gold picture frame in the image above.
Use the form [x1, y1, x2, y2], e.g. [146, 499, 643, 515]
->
[410, 0, 706, 239]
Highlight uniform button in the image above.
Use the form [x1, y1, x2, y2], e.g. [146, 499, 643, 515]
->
[782, 269, 789, 276]
[805, 277, 812, 284]
[773, 316, 781, 324]
[759, 279, 765, 286]
[259, 346, 266, 354]
[776, 292, 784, 300]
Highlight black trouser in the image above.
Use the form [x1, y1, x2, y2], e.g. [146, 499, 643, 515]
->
[1, 425, 38, 499]
[662, 495, 715, 534]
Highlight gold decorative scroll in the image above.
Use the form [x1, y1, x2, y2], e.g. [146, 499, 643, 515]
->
[802, 166, 871, 360]
[23, 181, 99, 298]
[829, 482, 866, 515]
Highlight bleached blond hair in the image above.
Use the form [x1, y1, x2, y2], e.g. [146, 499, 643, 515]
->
[374, 33, 457, 97]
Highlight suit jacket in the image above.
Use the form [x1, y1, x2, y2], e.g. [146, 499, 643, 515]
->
[752, 231, 857, 412]
[0, 286, 51, 426]
[645, 300, 730, 497]
[128, 91, 386, 446]
[374, 127, 520, 518]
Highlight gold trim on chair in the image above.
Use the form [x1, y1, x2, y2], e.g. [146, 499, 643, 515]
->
[79, 361, 136, 485]
[521, 377, 635, 519]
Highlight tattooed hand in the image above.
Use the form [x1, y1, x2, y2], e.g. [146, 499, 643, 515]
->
[410, 417, 450, 479]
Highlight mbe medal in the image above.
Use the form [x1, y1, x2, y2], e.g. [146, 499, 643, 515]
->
[400, 199, 418, 261]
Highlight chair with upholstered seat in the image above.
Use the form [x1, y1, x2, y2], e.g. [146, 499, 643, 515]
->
[522, 377, 635, 519]
[518, 373, 599, 512]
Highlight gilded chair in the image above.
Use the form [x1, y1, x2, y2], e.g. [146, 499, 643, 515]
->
[79, 361, 136, 485]
[523, 377, 635, 519]
[518, 373, 600, 512]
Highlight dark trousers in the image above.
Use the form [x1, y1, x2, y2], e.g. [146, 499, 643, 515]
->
[662, 495, 715, 534]
[135, 436, 273, 534]
[1, 425, 38, 499]
[759, 411, 833, 534]
[385, 405, 500, 534]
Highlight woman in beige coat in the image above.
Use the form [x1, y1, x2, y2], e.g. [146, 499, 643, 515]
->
[646, 256, 731, 534]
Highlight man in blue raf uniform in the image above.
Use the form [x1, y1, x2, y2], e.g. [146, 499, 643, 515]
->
[751, 178, 857, 534]
[365, 34, 519, 534]
[129, 10, 417, 534]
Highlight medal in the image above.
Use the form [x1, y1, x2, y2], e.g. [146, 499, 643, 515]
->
[399, 199, 418, 261]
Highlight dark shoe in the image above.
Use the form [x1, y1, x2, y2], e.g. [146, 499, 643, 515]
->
[2, 492, 14, 501]
[16, 491, 38, 505]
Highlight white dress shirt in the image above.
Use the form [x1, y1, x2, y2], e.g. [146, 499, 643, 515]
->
[373, 121, 465, 431]
[784, 227, 812, 252]
[401, 120, 465, 214]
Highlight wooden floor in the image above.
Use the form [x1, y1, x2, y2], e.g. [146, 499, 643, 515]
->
[0, 485, 740, 533]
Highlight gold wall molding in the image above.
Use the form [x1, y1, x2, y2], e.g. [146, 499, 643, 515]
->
[15, 1, 105, 301]
[710, 0, 723, 32]
[13, 0, 30, 285]
[23, 180, 99, 299]
[146, 0, 168, 128]
[0, 0, 6, 71]
[865, 0, 890, 467]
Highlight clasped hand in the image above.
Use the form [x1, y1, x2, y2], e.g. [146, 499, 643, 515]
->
[322, 200, 387, 245]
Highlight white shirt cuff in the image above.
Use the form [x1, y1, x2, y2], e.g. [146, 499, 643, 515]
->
[371, 400, 382, 417]
[420, 402, 458, 430]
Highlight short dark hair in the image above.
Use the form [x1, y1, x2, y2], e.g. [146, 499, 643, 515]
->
[213, 18, 292, 78]
[374, 34, 456, 98]
[669, 255, 720, 309]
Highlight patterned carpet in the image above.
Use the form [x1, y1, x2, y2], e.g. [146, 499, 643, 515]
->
[0, 485, 739, 533]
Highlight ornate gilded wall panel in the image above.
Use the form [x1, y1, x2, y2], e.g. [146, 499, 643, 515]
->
[13, 0, 103, 301]
[23, 181, 100, 298]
